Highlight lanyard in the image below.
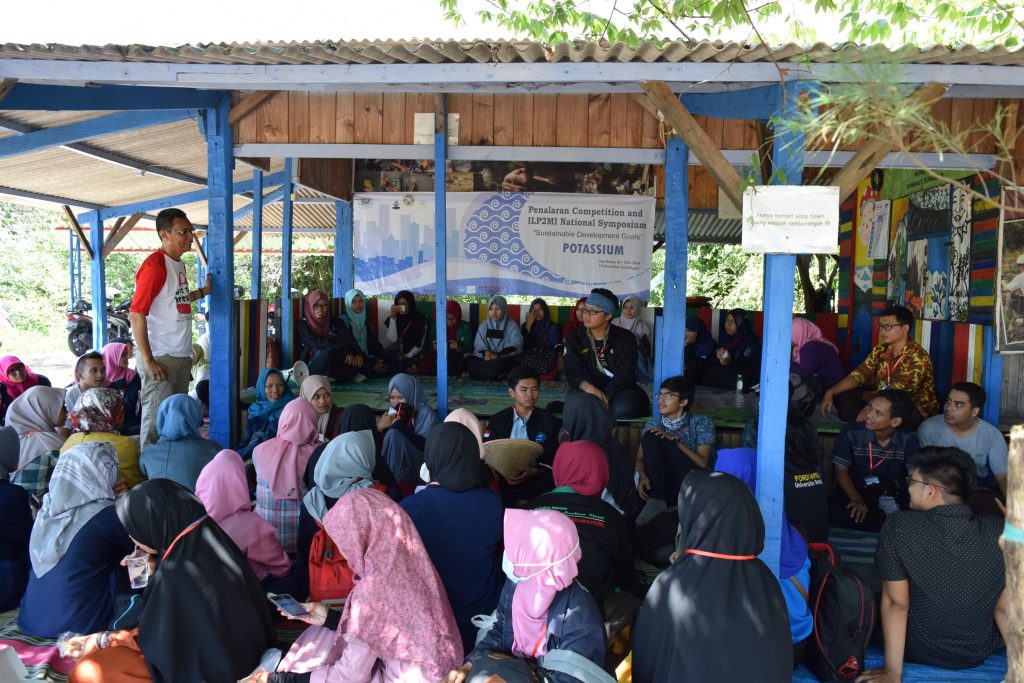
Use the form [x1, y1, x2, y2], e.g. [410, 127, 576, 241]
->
[530, 624, 549, 658]
[867, 442, 892, 474]
[885, 349, 907, 388]
[161, 515, 208, 562]
[685, 549, 756, 560]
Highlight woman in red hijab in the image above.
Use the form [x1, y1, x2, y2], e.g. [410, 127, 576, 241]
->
[526, 441, 647, 614]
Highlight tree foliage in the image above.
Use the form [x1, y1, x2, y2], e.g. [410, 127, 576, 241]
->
[441, 0, 1023, 48]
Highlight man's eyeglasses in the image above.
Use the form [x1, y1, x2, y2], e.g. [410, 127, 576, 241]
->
[657, 391, 681, 400]
[906, 476, 945, 491]
[878, 323, 905, 331]
[172, 228, 196, 237]
[579, 307, 605, 317]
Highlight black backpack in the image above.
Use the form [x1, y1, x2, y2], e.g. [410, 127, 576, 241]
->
[803, 542, 876, 681]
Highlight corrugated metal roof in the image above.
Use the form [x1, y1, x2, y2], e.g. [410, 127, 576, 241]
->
[1, 39, 1021, 67]
[654, 208, 741, 243]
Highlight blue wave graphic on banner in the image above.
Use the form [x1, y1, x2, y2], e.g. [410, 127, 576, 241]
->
[462, 192, 580, 285]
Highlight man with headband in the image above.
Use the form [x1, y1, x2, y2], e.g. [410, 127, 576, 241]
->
[563, 288, 649, 419]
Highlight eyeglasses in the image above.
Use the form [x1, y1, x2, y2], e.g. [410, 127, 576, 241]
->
[906, 476, 946, 491]
[312, 303, 330, 311]
[172, 228, 196, 237]
[657, 391, 681, 400]
[579, 307, 605, 317]
[878, 323, 906, 331]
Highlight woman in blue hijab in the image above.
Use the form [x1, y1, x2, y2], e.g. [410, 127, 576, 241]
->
[140, 394, 222, 490]
[466, 296, 524, 381]
[714, 447, 813, 660]
[236, 368, 294, 459]
[378, 373, 438, 491]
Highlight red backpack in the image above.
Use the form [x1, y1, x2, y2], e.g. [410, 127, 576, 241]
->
[308, 520, 354, 603]
[307, 483, 388, 602]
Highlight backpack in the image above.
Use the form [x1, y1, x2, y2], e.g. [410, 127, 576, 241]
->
[803, 542, 876, 681]
[308, 520, 354, 603]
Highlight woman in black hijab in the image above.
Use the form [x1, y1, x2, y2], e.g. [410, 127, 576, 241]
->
[399, 422, 503, 654]
[632, 471, 792, 683]
[67, 479, 276, 683]
[562, 392, 641, 518]
[381, 290, 427, 373]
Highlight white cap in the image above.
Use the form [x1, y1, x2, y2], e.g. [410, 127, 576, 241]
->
[1016, 254, 1024, 266]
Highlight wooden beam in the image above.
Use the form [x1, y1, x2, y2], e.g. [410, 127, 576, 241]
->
[233, 232, 248, 246]
[832, 82, 948, 202]
[629, 93, 664, 126]
[229, 91, 277, 126]
[0, 79, 16, 105]
[62, 205, 93, 260]
[102, 213, 143, 258]
[640, 80, 745, 211]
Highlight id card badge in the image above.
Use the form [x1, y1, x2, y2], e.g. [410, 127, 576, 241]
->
[864, 476, 880, 486]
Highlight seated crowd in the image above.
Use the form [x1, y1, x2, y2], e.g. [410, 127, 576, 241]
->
[0, 295, 1010, 683]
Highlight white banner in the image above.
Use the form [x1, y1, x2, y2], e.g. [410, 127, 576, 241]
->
[353, 192, 655, 297]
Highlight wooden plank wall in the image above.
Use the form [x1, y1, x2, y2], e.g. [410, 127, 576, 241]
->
[236, 92, 1014, 209]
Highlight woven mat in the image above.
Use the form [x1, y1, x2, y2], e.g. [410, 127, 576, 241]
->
[827, 527, 880, 570]
[794, 646, 1007, 681]
[244, 377, 844, 433]
[0, 620, 72, 683]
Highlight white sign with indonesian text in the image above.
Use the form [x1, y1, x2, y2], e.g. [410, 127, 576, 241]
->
[741, 185, 840, 254]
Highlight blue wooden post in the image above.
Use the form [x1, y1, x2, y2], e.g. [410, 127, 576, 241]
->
[434, 95, 449, 418]
[87, 211, 108, 350]
[982, 326, 1002, 425]
[199, 235, 209, 315]
[280, 158, 295, 366]
[756, 81, 805, 576]
[205, 95, 238, 448]
[656, 137, 690, 403]
[334, 200, 353, 298]
[251, 169, 263, 299]
[68, 231, 77, 309]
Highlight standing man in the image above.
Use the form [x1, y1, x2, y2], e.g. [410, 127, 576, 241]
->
[821, 305, 939, 430]
[128, 208, 210, 448]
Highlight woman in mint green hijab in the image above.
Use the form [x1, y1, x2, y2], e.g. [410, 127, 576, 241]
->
[342, 289, 385, 376]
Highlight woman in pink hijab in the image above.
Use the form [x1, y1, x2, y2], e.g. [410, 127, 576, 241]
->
[0, 355, 47, 423]
[253, 399, 320, 554]
[447, 508, 606, 682]
[790, 318, 845, 397]
[250, 487, 462, 683]
[195, 450, 290, 582]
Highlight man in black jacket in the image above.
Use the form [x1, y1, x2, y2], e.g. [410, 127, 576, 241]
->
[563, 288, 648, 420]
[482, 365, 558, 504]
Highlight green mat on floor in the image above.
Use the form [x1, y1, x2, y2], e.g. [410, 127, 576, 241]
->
[243, 376, 844, 433]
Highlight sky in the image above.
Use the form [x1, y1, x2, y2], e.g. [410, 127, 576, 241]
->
[0, 0, 849, 46]
[2, 0, 516, 45]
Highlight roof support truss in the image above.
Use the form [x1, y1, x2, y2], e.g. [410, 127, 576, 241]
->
[0, 60, 1019, 97]
[101, 213, 143, 258]
[0, 82, 223, 110]
[0, 114, 207, 186]
[0, 109, 198, 160]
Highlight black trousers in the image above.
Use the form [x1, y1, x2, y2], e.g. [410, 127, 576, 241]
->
[640, 430, 702, 504]
[466, 354, 521, 381]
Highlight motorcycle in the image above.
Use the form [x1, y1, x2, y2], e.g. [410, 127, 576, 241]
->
[66, 296, 133, 356]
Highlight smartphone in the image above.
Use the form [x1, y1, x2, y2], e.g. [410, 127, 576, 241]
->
[268, 593, 308, 617]
[396, 403, 411, 421]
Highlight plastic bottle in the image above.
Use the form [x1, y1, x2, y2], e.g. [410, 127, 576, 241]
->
[735, 373, 744, 394]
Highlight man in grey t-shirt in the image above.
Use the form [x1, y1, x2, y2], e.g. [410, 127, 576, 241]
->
[917, 382, 1006, 516]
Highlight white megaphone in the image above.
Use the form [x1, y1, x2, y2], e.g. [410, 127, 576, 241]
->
[285, 360, 310, 389]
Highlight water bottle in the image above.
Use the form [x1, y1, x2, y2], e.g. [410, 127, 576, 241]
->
[735, 373, 744, 394]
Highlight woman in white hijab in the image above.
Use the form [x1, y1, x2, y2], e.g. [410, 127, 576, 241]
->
[18, 442, 132, 638]
[6, 386, 67, 499]
[613, 295, 653, 383]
